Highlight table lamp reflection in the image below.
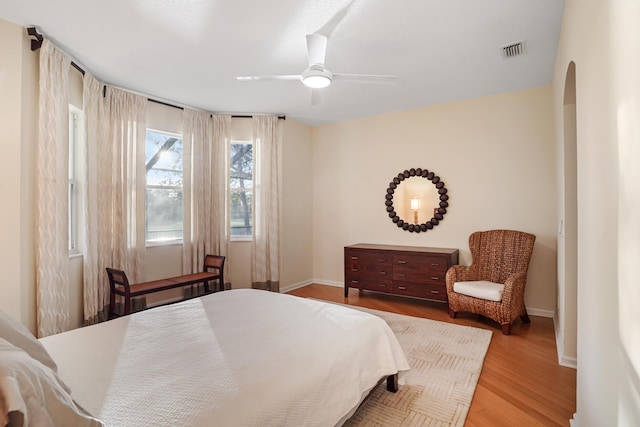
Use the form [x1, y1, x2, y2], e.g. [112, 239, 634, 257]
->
[410, 197, 420, 224]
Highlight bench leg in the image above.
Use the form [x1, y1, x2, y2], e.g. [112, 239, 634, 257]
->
[109, 292, 116, 319]
[124, 297, 131, 315]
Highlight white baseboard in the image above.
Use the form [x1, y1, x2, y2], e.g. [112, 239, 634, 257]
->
[526, 307, 554, 318]
[280, 280, 344, 293]
[558, 354, 577, 369]
[314, 280, 343, 288]
[279, 280, 314, 293]
[553, 312, 578, 369]
[569, 413, 577, 427]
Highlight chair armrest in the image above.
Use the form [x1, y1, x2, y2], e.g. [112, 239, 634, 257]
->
[445, 265, 478, 292]
[501, 272, 529, 305]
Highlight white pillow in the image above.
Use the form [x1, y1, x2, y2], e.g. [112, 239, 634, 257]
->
[0, 310, 58, 372]
[0, 337, 104, 427]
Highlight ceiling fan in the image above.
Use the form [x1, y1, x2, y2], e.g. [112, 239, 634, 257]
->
[236, 33, 398, 89]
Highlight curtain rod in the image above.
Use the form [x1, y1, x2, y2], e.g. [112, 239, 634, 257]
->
[148, 99, 285, 120]
[27, 27, 285, 121]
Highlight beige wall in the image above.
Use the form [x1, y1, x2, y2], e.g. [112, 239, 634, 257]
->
[0, 20, 24, 321]
[553, 0, 640, 425]
[0, 19, 38, 331]
[311, 86, 557, 314]
[280, 119, 313, 289]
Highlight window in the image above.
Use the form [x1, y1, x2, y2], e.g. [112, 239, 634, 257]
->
[230, 141, 253, 239]
[145, 130, 184, 244]
[68, 105, 83, 254]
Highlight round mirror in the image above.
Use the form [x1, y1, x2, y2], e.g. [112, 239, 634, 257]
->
[385, 168, 449, 233]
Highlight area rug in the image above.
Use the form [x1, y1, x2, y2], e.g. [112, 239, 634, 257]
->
[340, 305, 493, 427]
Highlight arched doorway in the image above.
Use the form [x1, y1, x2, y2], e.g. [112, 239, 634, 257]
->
[558, 61, 578, 366]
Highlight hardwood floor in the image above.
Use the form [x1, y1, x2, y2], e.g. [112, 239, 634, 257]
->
[287, 284, 576, 427]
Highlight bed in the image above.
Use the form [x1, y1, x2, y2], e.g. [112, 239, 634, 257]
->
[1, 289, 409, 426]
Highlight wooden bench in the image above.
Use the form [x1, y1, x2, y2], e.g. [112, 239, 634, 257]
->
[106, 255, 225, 319]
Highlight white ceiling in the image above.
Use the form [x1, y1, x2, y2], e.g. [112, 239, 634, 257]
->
[0, 0, 564, 126]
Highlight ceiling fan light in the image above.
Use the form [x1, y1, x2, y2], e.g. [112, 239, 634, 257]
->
[302, 74, 331, 88]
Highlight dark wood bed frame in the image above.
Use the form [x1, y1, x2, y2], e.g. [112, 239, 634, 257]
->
[387, 373, 398, 392]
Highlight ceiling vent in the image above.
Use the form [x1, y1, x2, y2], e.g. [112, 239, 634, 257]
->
[502, 41, 524, 58]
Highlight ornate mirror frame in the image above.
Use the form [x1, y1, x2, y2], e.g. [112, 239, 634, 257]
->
[385, 167, 449, 233]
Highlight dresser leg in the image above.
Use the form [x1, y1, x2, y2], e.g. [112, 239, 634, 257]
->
[344, 287, 349, 297]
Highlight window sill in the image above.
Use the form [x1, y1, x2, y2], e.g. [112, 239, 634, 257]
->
[146, 240, 184, 248]
[230, 236, 252, 243]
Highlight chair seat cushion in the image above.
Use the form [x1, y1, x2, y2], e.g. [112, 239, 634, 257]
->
[453, 280, 504, 302]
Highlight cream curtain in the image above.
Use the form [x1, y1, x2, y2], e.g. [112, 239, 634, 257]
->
[251, 116, 280, 292]
[182, 110, 231, 289]
[82, 82, 147, 323]
[35, 40, 72, 337]
[82, 74, 108, 324]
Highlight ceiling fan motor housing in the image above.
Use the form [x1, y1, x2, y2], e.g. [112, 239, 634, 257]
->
[302, 64, 334, 88]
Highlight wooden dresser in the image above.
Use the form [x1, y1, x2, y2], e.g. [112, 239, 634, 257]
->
[344, 243, 459, 303]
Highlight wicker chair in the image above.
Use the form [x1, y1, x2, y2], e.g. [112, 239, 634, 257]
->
[445, 229, 536, 335]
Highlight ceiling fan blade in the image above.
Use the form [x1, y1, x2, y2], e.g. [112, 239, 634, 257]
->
[306, 33, 328, 67]
[332, 73, 398, 84]
[236, 75, 301, 82]
[314, 0, 355, 38]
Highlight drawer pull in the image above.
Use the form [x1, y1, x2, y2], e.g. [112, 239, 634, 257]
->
[398, 273, 406, 277]
[379, 284, 387, 288]
[351, 256, 359, 260]
[430, 290, 440, 294]
[397, 260, 407, 264]
[351, 268, 359, 272]
[430, 263, 440, 266]
[430, 276, 440, 280]
[351, 280, 359, 284]
[379, 271, 387, 275]
[397, 286, 407, 290]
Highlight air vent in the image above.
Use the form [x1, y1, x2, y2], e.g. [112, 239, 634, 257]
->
[502, 41, 524, 58]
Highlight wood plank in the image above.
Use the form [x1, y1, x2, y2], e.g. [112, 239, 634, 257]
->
[287, 284, 576, 427]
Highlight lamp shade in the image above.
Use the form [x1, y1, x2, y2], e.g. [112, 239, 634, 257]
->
[410, 197, 420, 210]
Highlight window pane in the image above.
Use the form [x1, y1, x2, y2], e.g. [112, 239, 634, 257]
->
[147, 169, 182, 187]
[146, 188, 184, 242]
[230, 190, 252, 236]
[68, 109, 78, 252]
[230, 176, 253, 190]
[230, 142, 253, 237]
[146, 130, 183, 243]
[231, 144, 252, 178]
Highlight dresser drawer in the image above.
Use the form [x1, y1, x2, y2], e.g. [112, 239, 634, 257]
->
[345, 250, 392, 277]
[392, 281, 447, 302]
[360, 280, 392, 293]
[391, 272, 446, 286]
[346, 251, 391, 267]
[392, 254, 448, 282]
[344, 275, 392, 293]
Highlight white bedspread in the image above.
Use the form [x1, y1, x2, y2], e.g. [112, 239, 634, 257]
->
[40, 289, 409, 426]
